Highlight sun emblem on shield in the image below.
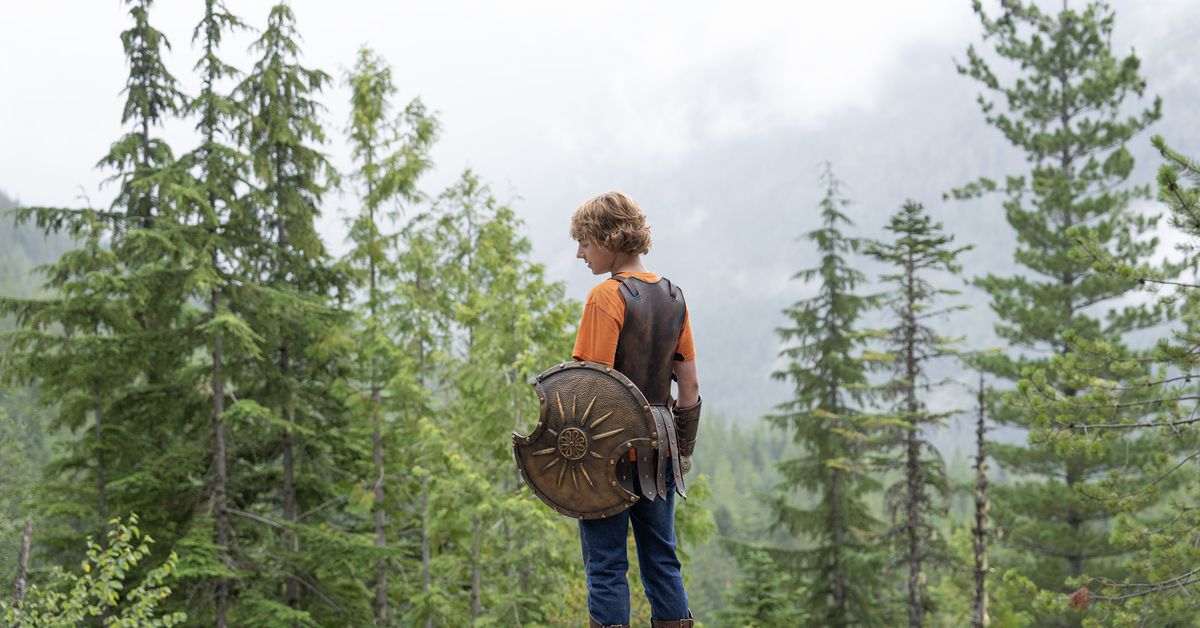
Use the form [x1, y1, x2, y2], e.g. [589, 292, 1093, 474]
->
[530, 393, 625, 491]
[558, 428, 588, 459]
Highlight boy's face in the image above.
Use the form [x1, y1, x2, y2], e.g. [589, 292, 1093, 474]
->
[576, 240, 617, 276]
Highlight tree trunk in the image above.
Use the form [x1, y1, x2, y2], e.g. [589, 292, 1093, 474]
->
[972, 374, 989, 628]
[212, 285, 231, 628]
[14, 518, 32, 625]
[1057, 36, 1087, 584]
[471, 514, 482, 620]
[94, 380, 108, 531]
[94, 379, 113, 626]
[830, 466, 847, 622]
[905, 426, 923, 628]
[422, 474, 433, 628]
[903, 259, 924, 628]
[372, 411, 387, 625]
[368, 198, 390, 626]
[372, 397, 387, 626]
[273, 156, 303, 615]
[825, 307, 848, 625]
[281, 343, 301, 612]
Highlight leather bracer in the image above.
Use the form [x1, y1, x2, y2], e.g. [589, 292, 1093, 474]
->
[670, 396, 702, 457]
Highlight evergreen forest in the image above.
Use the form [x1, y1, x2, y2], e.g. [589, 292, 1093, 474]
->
[4, 1, 1200, 626]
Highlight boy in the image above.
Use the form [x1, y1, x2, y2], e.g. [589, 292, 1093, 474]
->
[569, 191, 702, 628]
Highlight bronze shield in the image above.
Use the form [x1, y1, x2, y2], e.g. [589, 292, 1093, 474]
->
[512, 361, 658, 519]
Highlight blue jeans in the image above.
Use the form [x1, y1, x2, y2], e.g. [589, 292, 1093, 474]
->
[578, 475, 689, 625]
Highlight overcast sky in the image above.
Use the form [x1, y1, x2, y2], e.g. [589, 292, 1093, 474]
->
[4, 1, 979, 224]
[3, 0, 1197, 426]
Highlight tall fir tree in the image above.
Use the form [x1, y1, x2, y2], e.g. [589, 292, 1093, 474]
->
[714, 546, 805, 627]
[765, 164, 887, 627]
[167, 1, 254, 624]
[88, 0, 191, 544]
[1, 0, 191, 564]
[866, 200, 971, 627]
[342, 44, 438, 626]
[0, 208, 133, 555]
[954, 1, 1176, 616]
[232, 3, 350, 623]
[438, 172, 585, 624]
[393, 171, 589, 625]
[1020, 137, 1200, 626]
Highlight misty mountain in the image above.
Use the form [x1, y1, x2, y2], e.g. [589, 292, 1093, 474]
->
[512, 2, 1200, 446]
[0, 191, 75, 300]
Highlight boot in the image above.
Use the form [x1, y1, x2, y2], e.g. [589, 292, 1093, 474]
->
[589, 615, 630, 628]
[650, 617, 695, 628]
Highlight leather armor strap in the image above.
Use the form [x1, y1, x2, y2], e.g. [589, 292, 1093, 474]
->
[633, 407, 688, 501]
[657, 405, 686, 499]
[651, 407, 669, 499]
[635, 443, 656, 501]
[671, 396, 702, 457]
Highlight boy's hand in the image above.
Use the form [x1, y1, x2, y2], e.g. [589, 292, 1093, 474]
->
[680, 455, 693, 476]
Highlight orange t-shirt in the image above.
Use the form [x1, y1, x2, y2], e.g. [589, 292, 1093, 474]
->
[572, 272, 696, 368]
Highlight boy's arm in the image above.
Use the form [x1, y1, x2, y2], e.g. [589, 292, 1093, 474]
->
[672, 359, 699, 407]
[671, 359, 701, 469]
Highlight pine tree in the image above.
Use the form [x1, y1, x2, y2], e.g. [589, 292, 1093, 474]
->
[0, 0, 191, 564]
[439, 173, 583, 623]
[87, 0, 191, 543]
[953, 0, 1175, 612]
[972, 374, 991, 628]
[232, 3, 349, 622]
[866, 200, 971, 627]
[715, 546, 805, 627]
[766, 164, 887, 627]
[1018, 137, 1200, 625]
[342, 44, 437, 626]
[172, 2, 252, 624]
[393, 172, 585, 625]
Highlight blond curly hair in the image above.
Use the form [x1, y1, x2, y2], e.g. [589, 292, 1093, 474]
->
[569, 191, 653, 255]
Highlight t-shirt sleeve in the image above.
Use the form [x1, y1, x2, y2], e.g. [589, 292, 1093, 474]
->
[572, 281, 625, 367]
[675, 308, 696, 362]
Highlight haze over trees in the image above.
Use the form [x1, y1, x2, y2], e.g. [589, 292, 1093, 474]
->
[3, 0, 1200, 626]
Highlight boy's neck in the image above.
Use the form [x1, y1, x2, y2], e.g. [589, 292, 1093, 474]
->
[610, 254, 649, 276]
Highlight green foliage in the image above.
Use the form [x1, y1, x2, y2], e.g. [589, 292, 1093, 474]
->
[715, 545, 805, 627]
[1, 0, 206, 581]
[865, 200, 971, 625]
[954, 2, 1174, 622]
[930, 525, 1036, 628]
[393, 171, 587, 625]
[1, 514, 186, 627]
[340, 43, 439, 626]
[684, 415, 797, 621]
[1011, 139, 1200, 626]
[765, 164, 889, 627]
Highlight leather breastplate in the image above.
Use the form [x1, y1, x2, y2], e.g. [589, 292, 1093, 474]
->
[612, 275, 686, 405]
[609, 274, 689, 501]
